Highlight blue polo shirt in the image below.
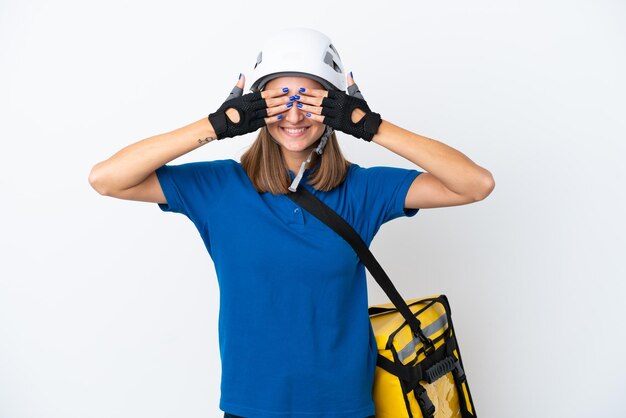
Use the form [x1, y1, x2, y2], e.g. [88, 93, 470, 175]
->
[155, 158, 421, 418]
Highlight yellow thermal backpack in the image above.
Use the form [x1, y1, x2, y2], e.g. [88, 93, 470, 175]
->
[289, 187, 477, 418]
[370, 295, 475, 417]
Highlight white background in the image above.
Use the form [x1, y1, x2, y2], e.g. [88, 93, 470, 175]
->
[1, 1, 624, 417]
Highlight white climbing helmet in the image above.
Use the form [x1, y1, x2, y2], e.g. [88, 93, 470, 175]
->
[248, 27, 346, 93]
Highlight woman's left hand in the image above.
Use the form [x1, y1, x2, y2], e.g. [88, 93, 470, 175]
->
[295, 72, 383, 142]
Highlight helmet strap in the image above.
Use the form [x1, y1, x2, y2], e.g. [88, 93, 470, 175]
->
[315, 125, 333, 155]
[288, 148, 318, 193]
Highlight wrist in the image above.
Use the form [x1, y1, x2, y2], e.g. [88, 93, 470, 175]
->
[203, 117, 219, 142]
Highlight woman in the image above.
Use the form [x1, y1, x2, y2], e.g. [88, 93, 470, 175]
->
[89, 28, 494, 418]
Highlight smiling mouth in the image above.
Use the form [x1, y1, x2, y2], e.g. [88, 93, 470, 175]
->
[280, 127, 310, 137]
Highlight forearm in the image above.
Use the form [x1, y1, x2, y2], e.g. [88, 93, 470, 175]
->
[89, 117, 216, 194]
[372, 119, 494, 198]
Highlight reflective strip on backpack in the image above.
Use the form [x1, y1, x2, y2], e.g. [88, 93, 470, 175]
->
[398, 314, 448, 362]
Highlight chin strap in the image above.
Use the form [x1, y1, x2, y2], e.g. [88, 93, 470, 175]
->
[288, 126, 334, 192]
[288, 148, 316, 192]
[315, 125, 333, 155]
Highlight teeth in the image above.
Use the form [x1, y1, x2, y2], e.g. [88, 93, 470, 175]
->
[283, 128, 307, 133]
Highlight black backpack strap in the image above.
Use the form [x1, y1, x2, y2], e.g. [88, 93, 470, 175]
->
[413, 382, 436, 418]
[287, 186, 430, 347]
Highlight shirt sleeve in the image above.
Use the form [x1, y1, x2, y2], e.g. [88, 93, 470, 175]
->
[154, 160, 229, 228]
[356, 165, 423, 239]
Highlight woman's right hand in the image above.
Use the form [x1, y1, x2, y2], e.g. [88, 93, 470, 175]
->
[208, 73, 293, 140]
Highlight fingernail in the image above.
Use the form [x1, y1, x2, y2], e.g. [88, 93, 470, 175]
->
[282, 87, 289, 92]
[306, 113, 311, 117]
[289, 96, 296, 101]
[277, 115, 283, 120]
[286, 102, 293, 108]
[299, 87, 306, 92]
[238, 73, 242, 80]
[350, 71, 353, 79]
[294, 95, 300, 100]
[297, 103, 303, 108]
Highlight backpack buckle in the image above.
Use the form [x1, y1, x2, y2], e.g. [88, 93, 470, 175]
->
[414, 329, 435, 356]
[414, 383, 435, 417]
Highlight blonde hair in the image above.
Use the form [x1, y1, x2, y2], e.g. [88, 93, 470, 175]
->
[240, 126, 351, 195]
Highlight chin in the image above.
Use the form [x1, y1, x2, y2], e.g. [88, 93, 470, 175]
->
[283, 143, 316, 153]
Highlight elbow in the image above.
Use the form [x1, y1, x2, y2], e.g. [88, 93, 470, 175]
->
[88, 164, 110, 196]
[471, 171, 495, 202]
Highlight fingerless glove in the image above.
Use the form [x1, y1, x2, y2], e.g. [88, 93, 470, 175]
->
[208, 91, 268, 140]
[320, 90, 382, 142]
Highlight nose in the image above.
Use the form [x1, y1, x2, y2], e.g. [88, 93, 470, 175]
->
[285, 100, 304, 124]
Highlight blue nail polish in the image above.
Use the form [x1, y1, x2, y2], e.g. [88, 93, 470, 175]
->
[350, 71, 353, 79]
[277, 115, 283, 120]
[289, 96, 295, 101]
[282, 87, 289, 92]
[306, 113, 311, 117]
[238, 73, 242, 80]
[297, 103, 303, 108]
[286, 102, 293, 108]
[299, 87, 306, 92]
[294, 95, 301, 100]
